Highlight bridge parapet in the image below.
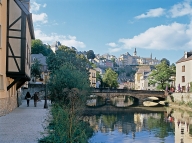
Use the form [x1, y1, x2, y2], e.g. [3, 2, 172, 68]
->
[92, 88, 165, 95]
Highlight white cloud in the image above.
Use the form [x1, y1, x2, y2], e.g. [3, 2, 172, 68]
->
[106, 42, 118, 47]
[33, 13, 48, 23]
[30, 1, 41, 12]
[169, 0, 192, 17]
[118, 22, 192, 50]
[34, 29, 86, 48]
[135, 8, 165, 19]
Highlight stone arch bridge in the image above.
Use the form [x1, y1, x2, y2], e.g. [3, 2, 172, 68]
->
[91, 88, 166, 105]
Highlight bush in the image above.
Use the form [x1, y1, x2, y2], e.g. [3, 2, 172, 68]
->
[39, 104, 94, 143]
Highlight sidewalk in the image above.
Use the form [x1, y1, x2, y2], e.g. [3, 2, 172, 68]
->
[0, 100, 51, 143]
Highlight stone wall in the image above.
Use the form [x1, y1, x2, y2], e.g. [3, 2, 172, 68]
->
[0, 95, 17, 117]
[172, 93, 192, 103]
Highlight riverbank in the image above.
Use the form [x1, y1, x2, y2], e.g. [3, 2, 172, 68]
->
[169, 102, 192, 111]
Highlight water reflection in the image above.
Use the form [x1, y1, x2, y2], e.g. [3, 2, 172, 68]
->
[111, 96, 134, 107]
[84, 110, 174, 143]
[167, 108, 192, 143]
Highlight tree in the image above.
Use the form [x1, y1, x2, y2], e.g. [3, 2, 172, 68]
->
[48, 63, 90, 104]
[86, 50, 95, 59]
[47, 45, 90, 73]
[31, 39, 53, 56]
[103, 68, 118, 88]
[161, 58, 170, 66]
[148, 61, 175, 90]
[31, 59, 41, 79]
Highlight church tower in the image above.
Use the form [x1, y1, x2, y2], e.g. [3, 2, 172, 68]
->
[133, 48, 137, 56]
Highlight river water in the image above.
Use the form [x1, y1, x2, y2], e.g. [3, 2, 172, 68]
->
[84, 106, 192, 143]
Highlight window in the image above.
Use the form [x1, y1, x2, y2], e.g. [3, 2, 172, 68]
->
[182, 65, 185, 72]
[0, 75, 4, 90]
[182, 76, 185, 82]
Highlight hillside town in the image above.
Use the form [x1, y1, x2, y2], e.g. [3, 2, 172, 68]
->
[1, 0, 192, 143]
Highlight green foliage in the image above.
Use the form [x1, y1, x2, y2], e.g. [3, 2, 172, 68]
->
[47, 46, 89, 73]
[48, 64, 90, 105]
[39, 104, 94, 143]
[148, 61, 176, 90]
[147, 113, 174, 139]
[31, 39, 53, 56]
[86, 50, 95, 59]
[161, 58, 170, 66]
[103, 68, 118, 88]
[42, 44, 93, 143]
[31, 59, 41, 78]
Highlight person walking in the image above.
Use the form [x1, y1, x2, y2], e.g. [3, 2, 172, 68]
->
[33, 92, 39, 107]
[25, 92, 31, 107]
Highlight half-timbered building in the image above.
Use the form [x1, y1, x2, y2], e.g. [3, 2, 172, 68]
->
[0, 0, 34, 116]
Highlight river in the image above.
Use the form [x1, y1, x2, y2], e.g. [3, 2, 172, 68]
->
[83, 105, 192, 143]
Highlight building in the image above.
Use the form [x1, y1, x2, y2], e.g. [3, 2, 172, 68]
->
[118, 48, 160, 67]
[139, 72, 158, 90]
[134, 66, 151, 90]
[0, 0, 34, 115]
[31, 54, 48, 84]
[89, 68, 96, 88]
[51, 41, 61, 53]
[176, 51, 192, 92]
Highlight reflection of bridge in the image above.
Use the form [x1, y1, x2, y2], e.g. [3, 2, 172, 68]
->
[91, 88, 166, 105]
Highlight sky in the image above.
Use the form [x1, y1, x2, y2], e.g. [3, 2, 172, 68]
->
[31, 0, 192, 64]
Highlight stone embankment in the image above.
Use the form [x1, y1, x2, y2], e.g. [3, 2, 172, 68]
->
[167, 92, 192, 112]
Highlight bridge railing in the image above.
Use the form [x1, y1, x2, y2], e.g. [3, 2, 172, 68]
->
[92, 88, 165, 95]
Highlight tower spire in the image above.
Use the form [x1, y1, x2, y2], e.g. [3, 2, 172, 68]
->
[133, 48, 137, 56]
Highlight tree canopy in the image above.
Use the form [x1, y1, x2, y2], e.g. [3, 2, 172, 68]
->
[86, 50, 95, 59]
[148, 61, 176, 90]
[47, 45, 89, 73]
[31, 59, 41, 78]
[161, 58, 170, 66]
[31, 39, 53, 56]
[103, 68, 118, 88]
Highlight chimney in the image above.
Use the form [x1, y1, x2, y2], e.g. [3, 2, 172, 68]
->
[184, 51, 187, 58]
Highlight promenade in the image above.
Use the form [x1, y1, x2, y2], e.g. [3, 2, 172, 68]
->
[0, 100, 51, 143]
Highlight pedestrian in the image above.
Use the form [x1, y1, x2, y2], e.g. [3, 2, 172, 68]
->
[25, 92, 31, 107]
[33, 92, 39, 107]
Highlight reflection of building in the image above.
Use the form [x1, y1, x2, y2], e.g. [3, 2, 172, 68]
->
[171, 108, 192, 143]
[0, 0, 34, 115]
[176, 51, 192, 92]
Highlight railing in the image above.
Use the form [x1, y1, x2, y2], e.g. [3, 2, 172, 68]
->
[92, 88, 165, 95]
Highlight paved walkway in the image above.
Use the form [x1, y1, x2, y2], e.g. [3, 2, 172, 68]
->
[0, 100, 51, 143]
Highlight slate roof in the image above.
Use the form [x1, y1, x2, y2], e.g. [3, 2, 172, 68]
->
[31, 54, 47, 66]
[176, 52, 192, 63]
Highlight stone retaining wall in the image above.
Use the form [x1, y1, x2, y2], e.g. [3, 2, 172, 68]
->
[0, 95, 17, 117]
[172, 93, 192, 103]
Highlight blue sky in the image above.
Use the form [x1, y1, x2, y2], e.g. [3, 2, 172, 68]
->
[31, 0, 192, 64]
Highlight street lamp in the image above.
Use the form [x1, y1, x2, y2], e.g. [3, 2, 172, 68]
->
[44, 70, 48, 108]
